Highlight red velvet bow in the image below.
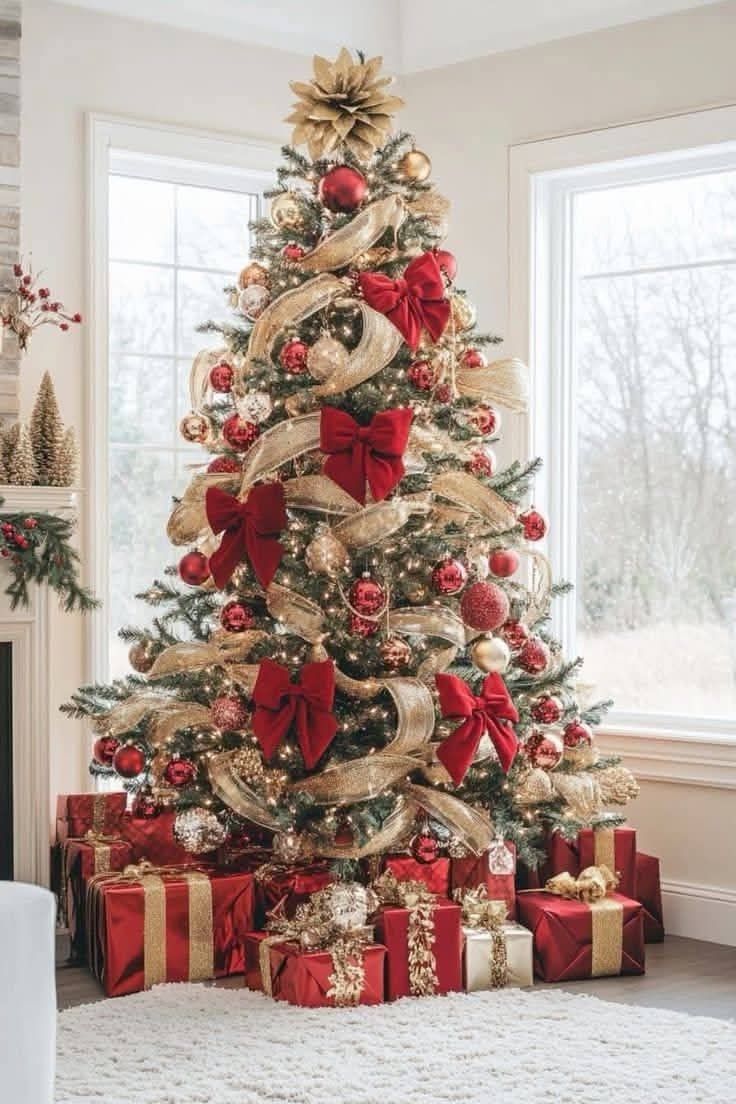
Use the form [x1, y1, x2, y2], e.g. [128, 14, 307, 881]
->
[205, 483, 286, 590]
[434, 672, 519, 785]
[320, 406, 414, 504]
[252, 658, 337, 771]
[359, 251, 450, 351]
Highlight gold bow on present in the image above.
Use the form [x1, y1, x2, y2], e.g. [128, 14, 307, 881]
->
[544, 864, 623, 978]
[545, 864, 619, 903]
[454, 885, 508, 989]
[372, 870, 439, 997]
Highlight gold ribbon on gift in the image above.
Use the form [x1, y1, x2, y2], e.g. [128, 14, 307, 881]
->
[455, 357, 529, 413]
[593, 828, 616, 872]
[91, 794, 108, 836]
[300, 195, 406, 273]
[372, 869, 439, 997]
[545, 864, 623, 979]
[454, 885, 509, 988]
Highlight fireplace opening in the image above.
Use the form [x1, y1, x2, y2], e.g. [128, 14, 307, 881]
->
[0, 641, 12, 879]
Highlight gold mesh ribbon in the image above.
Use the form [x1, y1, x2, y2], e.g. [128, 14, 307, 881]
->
[545, 864, 623, 978]
[148, 634, 259, 678]
[285, 476, 361, 515]
[455, 886, 509, 988]
[91, 795, 107, 836]
[593, 828, 616, 872]
[432, 471, 518, 533]
[455, 357, 529, 413]
[519, 550, 553, 628]
[188, 346, 230, 414]
[167, 471, 240, 546]
[300, 195, 406, 273]
[332, 494, 431, 550]
[266, 583, 325, 641]
[290, 753, 418, 804]
[402, 782, 494, 856]
[240, 413, 321, 490]
[373, 870, 438, 997]
[389, 606, 468, 648]
[208, 751, 282, 831]
[317, 798, 418, 860]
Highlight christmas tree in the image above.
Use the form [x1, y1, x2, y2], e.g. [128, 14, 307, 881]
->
[64, 50, 638, 869]
[30, 370, 65, 485]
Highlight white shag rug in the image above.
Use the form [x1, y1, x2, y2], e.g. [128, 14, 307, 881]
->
[56, 984, 736, 1104]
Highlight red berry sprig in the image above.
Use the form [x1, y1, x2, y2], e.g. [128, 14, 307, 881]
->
[2, 263, 82, 350]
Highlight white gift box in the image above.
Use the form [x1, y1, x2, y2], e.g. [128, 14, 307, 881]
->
[463, 922, 534, 991]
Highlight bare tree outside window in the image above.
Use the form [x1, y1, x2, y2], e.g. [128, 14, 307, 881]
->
[574, 171, 736, 718]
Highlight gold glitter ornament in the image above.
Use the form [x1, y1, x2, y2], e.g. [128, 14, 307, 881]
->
[270, 192, 303, 230]
[470, 635, 510, 674]
[173, 807, 227, 854]
[232, 745, 265, 784]
[272, 828, 305, 864]
[128, 639, 156, 674]
[597, 764, 640, 805]
[304, 526, 348, 575]
[515, 767, 554, 805]
[179, 412, 211, 444]
[238, 262, 270, 290]
[450, 293, 476, 332]
[398, 148, 432, 182]
[379, 635, 412, 672]
[306, 333, 349, 382]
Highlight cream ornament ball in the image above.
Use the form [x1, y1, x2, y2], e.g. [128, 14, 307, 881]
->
[236, 390, 273, 424]
[470, 635, 511, 674]
[306, 334, 349, 382]
[238, 284, 270, 321]
[305, 526, 349, 575]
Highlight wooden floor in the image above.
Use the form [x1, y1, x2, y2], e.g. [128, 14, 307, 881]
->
[56, 935, 736, 1018]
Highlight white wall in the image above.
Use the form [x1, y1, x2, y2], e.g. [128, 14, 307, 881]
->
[403, 0, 736, 939]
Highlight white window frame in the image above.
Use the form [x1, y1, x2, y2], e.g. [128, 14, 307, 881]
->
[86, 115, 277, 683]
[509, 104, 736, 782]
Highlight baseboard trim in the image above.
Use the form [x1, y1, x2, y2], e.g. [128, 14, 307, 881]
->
[661, 878, 736, 946]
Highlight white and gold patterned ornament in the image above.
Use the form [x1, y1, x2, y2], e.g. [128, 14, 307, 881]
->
[173, 807, 227, 854]
[321, 882, 379, 930]
[238, 284, 271, 321]
[306, 333, 349, 382]
[236, 390, 273, 424]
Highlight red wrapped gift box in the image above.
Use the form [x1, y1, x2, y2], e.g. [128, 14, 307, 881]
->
[56, 792, 127, 844]
[265, 940, 386, 1007]
[120, 811, 215, 867]
[636, 852, 665, 943]
[87, 865, 255, 997]
[374, 899, 463, 1000]
[253, 862, 335, 929]
[382, 855, 450, 897]
[242, 931, 269, 992]
[517, 890, 645, 982]
[523, 828, 637, 899]
[63, 836, 133, 959]
[450, 843, 517, 920]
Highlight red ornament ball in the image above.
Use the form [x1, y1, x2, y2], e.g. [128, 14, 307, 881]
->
[471, 405, 499, 436]
[499, 619, 529, 651]
[349, 613, 380, 638]
[488, 549, 520, 578]
[92, 735, 120, 766]
[179, 550, 210, 586]
[460, 581, 510, 631]
[410, 830, 440, 864]
[283, 242, 306, 262]
[279, 338, 310, 375]
[349, 574, 386, 616]
[211, 695, 249, 731]
[318, 165, 367, 213]
[519, 508, 547, 542]
[563, 719, 593, 748]
[517, 636, 551, 675]
[434, 383, 453, 404]
[131, 788, 160, 819]
[207, 455, 241, 474]
[113, 743, 146, 778]
[531, 695, 563, 725]
[163, 757, 198, 788]
[407, 359, 437, 391]
[434, 249, 457, 281]
[220, 600, 256, 633]
[431, 557, 467, 596]
[209, 361, 234, 393]
[461, 348, 486, 370]
[222, 414, 260, 451]
[465, 449, 495, 477]
[525, 729, 564, 770]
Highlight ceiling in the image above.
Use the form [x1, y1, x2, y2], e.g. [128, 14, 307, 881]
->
[53, 0, 723, 71]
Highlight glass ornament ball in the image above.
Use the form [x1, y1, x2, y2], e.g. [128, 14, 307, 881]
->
[465, 448, 495, 477]
[238, 262, 270, 289]
[318, 165, 367, 213]
[407, 359, 437, 392]
[128, 638, 155, 673]
[499, 619, 529, 652]
[450, 293, 476, 331]
[431, 556, 467, 596]
[236, 390, 273, 424]
[179, 412, 211, 444]
[207, 455, 241, 474]
[488, 549, 520, 578]
[162, 757, 197, 788]
[238, 284, 270, 321]
[519, 508, 547, 542]
[209, 361, 234, 393]
[470, 404, 500, 437]
[461, 348, 486, 369]
[306, 334, 348, 382]
[379, 635, 412, 671]
[269, 192, 303, 230]
[526, 729, 564, 771]
[283, 241, 306, 262]
[398, 148, 432, 182]
[305, 527, 348, 575]
[279, 338, 310, 375]
[112, 743, 146, 778]
[434, 249, 457, 281]
[349, 574, 386, 616]
[210, 695, 249, 731]
[470, 635, 511, 674]
[563, 719, 593, 747]
[517, 636, 551, 675]
[410, 829, 440, 864]
[178, 550, 210, 586]
[222, 413, 260, 451]
[220, 600, 256, 633]
[92, 734, 120, 766]
[531, 695, 564, 725]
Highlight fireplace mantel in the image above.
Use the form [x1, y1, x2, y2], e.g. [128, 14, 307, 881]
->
[0, 485, 80, 885]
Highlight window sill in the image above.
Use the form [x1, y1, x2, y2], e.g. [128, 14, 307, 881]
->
[597, 723, 736, 790]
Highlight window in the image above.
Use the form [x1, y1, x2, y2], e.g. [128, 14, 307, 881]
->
[88, 119, 274, 679]
[511, 107, 736, 734]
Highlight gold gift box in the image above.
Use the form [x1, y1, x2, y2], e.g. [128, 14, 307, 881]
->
[463, 922, 534, 991]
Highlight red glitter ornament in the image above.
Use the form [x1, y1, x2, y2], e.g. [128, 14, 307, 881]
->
[220, 600, 256, 633]
[283, 242, 306, 262]
[471, 405, 499, 436]
[178, 550, 210, 586]
[349, 613, 380, 638]
[433, 249, 457, 281]
[163, 757, 198, 788]
[519, 508, 547, 541]
[517, 636, 550, 675]
[92, 735, 120, 766]
[465, 449, 495, 477]
[211, 695, 249, 731]
[318, 165, 367, 213]
[531, 695, 563, 725]
[499, 619, 529, 651]
[349, 574, 386, 616]
[209, 361, 234, 393]
[434, 383, 453, 404]
[563, 719, 593, 747]
[279, 338, 310, 375]
[488, 549, 520, 578]
[410, 830, 440, 864]
[461, 348, 486, 369]
[460, 581, 510, 632]
[222, 414, 260, 451]
[207, 455, 241, 474]
[407, 359, 436, 391]
[431, 557, 467, 596]
[525, 729, 564, 770]
[112, 744, 146, 778]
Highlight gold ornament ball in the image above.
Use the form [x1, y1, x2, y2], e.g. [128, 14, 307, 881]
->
[179, 412, 211, 444]
[238, 262, 270, 290]
[398, 148, 432, 182]
[470, 635, 511, 674]
[270, 192, 303, 230]
[306, 334, 349, 382]
[272, 828, 304, 864]
[379, 635, 412, 672]
[450, 293, 476, 332]
[515, 767, 554, 805]
[129, 639, 155, 673]
[305, 528, 348, 575]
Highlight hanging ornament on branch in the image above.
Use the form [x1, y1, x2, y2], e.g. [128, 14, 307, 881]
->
[269, 192, 304, 231]
[398, 148, 432, 182]
[306, 333, 348, 382]
[318, 166, 367, 213]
